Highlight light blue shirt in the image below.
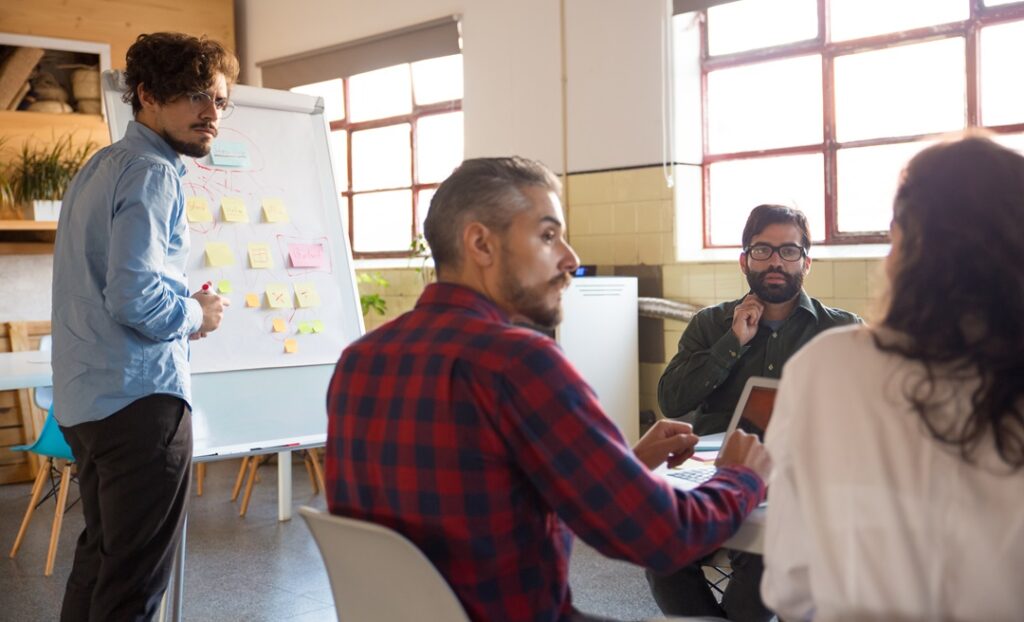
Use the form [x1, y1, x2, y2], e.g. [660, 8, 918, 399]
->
[52, 121, 203, 427]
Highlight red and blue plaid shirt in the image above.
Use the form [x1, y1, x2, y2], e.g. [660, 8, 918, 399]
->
[326, 283, 765, 622]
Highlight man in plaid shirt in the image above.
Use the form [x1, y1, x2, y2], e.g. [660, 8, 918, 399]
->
[326, 157, 770, 622]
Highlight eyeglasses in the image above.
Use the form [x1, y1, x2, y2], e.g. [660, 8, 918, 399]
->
[745, 243, 806, 262]
[186, 91, 235, 119]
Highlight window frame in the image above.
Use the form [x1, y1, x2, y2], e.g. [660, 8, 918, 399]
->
[328, 64, 462, 259]
[699, 0, 1024, 248]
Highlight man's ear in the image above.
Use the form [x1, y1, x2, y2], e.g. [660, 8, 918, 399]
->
[739, 252, 749, 276]
[137, 83, 158, 111]
[802, 254, 812, 276]
[463, 222, 497, 268]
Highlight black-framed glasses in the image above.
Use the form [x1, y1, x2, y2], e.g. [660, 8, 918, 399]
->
[186, 91, 235, 119]
[745, 243, 806, 262]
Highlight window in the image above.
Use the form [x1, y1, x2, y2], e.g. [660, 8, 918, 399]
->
[692, 0, 1024, 249]
[292, 54, 463, 257]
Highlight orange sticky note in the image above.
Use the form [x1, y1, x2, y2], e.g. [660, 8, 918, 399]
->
[284, 338, 298, 353]
[272, 318, 287, 333]
[245, 293, 260, 308]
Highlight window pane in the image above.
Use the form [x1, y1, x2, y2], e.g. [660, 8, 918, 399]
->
[830, 0, 967, 42]
[328, 130, 348, 190]
[708, 154, 825, 246]
[707, 55, 822, 154]
[835, 38, 965, 143]
[993, 133, 1024, 155]
[353, 190, 413, 253]
[836, 141, 932, 233]
[707, 0, 818, 56]
[351, 124, 411, 191]
[348, 64, 412, 122]
[417, 188, 437, 236]
[412, 54, 463, 105]
[981, 21, 1024, 126]
[416, 112, 464, 184]
[984, 0, 1022, 6]
[291, 79, 345, 122]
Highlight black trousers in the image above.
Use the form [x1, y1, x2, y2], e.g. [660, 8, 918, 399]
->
[59, 394, 192, 622]
[645, 551, 774, 622]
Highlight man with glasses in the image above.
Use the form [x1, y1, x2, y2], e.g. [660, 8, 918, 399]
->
[647, 204, 861, 622]
[51, 32, 236, 621]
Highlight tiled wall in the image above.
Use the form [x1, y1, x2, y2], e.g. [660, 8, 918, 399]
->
[355, 267, 433, 332]
[566, 165, 889, 420]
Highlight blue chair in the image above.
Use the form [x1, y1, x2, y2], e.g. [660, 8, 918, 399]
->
[8, 405, 76, 576]
[32, 335, 53, 412]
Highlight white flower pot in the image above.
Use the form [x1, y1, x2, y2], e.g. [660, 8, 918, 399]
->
[27, 200, 62, 221]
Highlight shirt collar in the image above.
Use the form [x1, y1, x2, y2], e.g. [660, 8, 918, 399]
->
[417, 282, 510, 324]
[124, 120, 187, 177]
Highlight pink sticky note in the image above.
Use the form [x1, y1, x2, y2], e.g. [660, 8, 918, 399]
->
[288, 243, 325, 268]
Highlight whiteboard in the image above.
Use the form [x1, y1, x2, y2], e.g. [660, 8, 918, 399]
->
[102, 72, 363, 372]
[102, 71, 362, 454]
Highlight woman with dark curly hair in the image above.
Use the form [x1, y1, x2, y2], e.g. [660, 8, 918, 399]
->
[761, 133, 1024, 622]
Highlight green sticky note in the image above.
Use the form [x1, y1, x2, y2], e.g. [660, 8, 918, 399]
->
[217, 280, 233, 294]
[311, 320, 325, 334]
[298, 322, 312, 334]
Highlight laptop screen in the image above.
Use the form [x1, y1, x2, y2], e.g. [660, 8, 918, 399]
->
[736, 385, 778, 440]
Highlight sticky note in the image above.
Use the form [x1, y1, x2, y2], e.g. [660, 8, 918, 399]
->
[311, 320, 324, 334]
[288, 243, 325, 268]
[205, 242, 234, 267]
[262, 198, 290, 223]
[245, 293, 260, 308]
[186, 197, 213, 223]
[265, 283, 292, 309]
[217, 280, 232, 294]
[272, 318, 287, 333]
[221, 197, 249, 223]
[248, 243, 273, 269]
[210, 140, 250, 168]
[284, 338, 298, 354]
[294, 282, 321, 308]
[298, 322, 312, 334]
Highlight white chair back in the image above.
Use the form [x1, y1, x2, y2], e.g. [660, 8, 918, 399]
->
[298, 506, 470, 622]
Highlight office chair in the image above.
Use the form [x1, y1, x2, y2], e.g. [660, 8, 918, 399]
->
[298, 506, 471, 622]
[9, 405, 76, 576]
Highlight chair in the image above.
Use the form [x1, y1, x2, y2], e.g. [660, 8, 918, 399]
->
[9, 405, 76, 576]
[32, 335, 53, 412]
[298, 506, 470, 622]
[232, 449, 326, 516]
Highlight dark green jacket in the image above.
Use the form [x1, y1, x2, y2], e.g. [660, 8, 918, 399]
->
[658, 291, 861, 434]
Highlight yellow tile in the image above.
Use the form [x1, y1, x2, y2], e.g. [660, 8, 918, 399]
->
[831, 297, 869, 318]
[567, 204, 590, 238]
[568, 235, 592, 263]
[661, 233, 676, 264]
[865, 259, 888, 299]
[613, 203, 638, 234]
[567, 171, 615, 206]
[833, 260, 868, 298]
[588, 203, 616, 235]
[714, 263, 745, 301]
[663, 264, 690, 300]
[612, 167, 674, 202]
[640, 363, 664, 398]
[637, 233, 663, 265]
[663, 329, 683, 362]
[635, 201, 663, 233]
[689, 264, 717, 299]
[613, 235, 638, 265]
[586, 234, 617, 264]
[803, 258, 835, 299]
[661, 200, 676, 232]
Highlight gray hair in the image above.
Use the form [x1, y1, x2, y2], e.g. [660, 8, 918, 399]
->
[424, 157, 562, 274]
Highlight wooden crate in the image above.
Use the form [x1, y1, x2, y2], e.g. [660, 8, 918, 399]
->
[0, 320, 51, 484]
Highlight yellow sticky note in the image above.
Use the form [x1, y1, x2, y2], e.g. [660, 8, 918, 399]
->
[248, 243, 273, 269]
[266, 283, 292, 309]
[217, 280, 232, 294]
[221, 197, 249, 223]
[186, 197, 213, 223]
[245, 293, 260, 308]
[311, 320, 324, 334]
[205, 242, 235, 267]
[294, 282, 321, 308]
[284, 338, 298, 353]
[298, 322, 312, 334]
[272, 318, 287, 333]
[262, 198, 290, 223]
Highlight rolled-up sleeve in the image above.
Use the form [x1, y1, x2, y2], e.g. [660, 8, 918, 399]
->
[103, 162, 202, 342]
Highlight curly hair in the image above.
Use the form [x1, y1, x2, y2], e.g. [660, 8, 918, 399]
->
[122, 32, 239, 115]
[876, 133, 1024, 469]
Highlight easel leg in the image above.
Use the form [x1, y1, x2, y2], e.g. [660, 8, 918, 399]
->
[277, 450, 292, 521]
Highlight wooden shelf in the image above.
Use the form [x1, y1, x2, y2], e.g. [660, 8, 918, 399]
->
[0, 220, 58, 231]
[0, 109, 110, 166]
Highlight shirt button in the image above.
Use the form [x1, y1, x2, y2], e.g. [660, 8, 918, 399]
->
[729, 350, 737, 357]
[768, 364, 775, 371]
[772, 333, 778, 338]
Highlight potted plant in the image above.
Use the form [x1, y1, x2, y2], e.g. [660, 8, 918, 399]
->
[10, 134, 95, 221]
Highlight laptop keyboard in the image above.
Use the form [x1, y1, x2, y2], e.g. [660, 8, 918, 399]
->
[667, 466, 716, 484]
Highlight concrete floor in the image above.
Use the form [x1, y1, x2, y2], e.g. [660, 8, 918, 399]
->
[1, 457, 664, 621]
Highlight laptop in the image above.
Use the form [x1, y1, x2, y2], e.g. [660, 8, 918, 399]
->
[661, 376, 779, 491]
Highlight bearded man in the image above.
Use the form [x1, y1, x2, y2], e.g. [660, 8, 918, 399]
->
[648, 204, 861, 621]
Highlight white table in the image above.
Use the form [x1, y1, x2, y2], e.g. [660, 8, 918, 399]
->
[0, 350, 52, 391]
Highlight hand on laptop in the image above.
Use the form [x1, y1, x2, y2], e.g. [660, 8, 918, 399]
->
[633, 419, 699, 470]
[716, 429, 772, 483]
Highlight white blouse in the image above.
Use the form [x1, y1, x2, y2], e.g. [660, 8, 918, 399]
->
[761, 325, 1024, 622]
